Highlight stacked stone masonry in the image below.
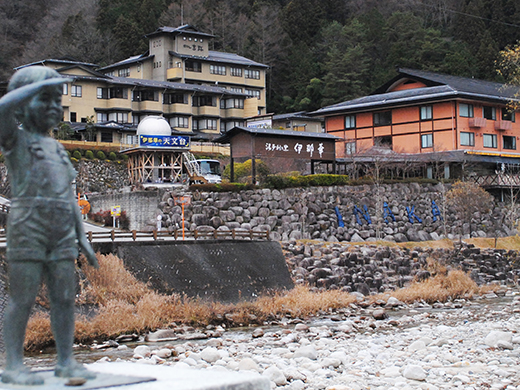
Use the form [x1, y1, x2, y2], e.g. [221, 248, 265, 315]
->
[281, 240, 520, 294]
[159, 183, 515, 242]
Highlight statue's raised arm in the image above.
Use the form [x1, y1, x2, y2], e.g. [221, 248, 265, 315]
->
[0, 74, 70, 151]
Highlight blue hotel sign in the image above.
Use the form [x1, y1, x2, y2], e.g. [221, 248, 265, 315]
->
[139, 134, 190, 148]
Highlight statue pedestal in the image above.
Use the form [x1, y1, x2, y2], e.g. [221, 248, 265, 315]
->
[88, 362, 270, 390]
[0, 363, 270, 389]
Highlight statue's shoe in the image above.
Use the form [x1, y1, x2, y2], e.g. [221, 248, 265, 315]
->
[55, 362, 96, 380]
[1, 368, 45, 385]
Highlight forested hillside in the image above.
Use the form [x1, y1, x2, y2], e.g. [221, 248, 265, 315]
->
[1, 0, 519, 113]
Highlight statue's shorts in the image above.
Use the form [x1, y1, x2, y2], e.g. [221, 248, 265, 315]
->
[6, 198, 78, 262]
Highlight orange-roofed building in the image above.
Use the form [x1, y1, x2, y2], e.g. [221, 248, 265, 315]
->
[312, 68, 520, 188]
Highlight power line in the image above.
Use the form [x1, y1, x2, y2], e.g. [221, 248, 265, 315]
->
[418, 1, 520, 29]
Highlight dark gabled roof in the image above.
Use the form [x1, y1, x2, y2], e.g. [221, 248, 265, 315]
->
[97, 53, 154, 72]
[214, 126, 340, 144]
[273, 111, 323, 122]
[145, 25, 215, 39]
[312, 68, 520, 117]
[15, 58, 99, 70]
[168, 50, 268, 68]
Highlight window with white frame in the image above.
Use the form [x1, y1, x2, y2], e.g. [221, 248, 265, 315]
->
[71, 85, 82, 97]
[229, 87, 243, 93]
[195, 118, 218, 130]
[483, 106, 496, 120]
[118, 68, 130, 77]
[420, 105, 433, 120]
[169, 116, 189, 128]
[460, 131, 475, 146]
[345, 141, 356, 155]
[459, 103, 474, 118]
[230, 67, 242, 77]
[96, 112, 108, 122]
[63, 84, 68, 95]
[210, 65, 226, 75]
[245, 69, 260, 79]
[108, 112, 128, 123]
[421, 133, 433, 148]
[245, 89, 261, 99]
[483, 133, 497, 148]
[220, 98, 244, 109]
[345, 115, 356, 129]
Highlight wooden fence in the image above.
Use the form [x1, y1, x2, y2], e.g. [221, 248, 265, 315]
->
[0, 228, 269, 244]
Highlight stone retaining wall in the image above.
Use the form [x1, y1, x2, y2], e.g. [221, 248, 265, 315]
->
[282, 240, 520, 294]
[158, 183, 514, 243]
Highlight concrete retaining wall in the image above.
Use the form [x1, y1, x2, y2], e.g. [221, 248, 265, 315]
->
[92, 240, 294, 302]
[89, 191, 162, 231]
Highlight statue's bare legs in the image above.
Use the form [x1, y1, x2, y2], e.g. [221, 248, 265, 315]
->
[2, 261, 95, 385]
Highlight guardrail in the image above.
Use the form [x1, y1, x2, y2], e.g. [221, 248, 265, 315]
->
[0, 228, 270, 244]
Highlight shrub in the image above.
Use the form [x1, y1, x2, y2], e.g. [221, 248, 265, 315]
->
[222, 159, 270, 184]
[108, 152, 117, 161]
[72, 150, 82, 160]
[96, 150, 106, 160]
[85, 150, 94, 160]
[88, 209, 130, 230]
[121, 154, 129, 161]
[265, 173, 350, 189]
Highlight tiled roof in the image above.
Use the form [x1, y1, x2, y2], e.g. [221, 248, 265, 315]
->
[145, 25, 215, 39]
[214, 126, 340, 143]
[15, 58, 99, 70]
[168, 50, 268, 68]
[312, 68, 520, 116]
[97, 54, 154, 71]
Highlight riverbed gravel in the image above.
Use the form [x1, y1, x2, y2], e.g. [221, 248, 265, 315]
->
[85, 290, 520, 390]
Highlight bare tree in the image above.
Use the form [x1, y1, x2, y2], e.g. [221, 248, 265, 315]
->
[446, 181, 494, 239]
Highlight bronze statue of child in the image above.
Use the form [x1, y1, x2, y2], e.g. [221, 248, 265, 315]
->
[0, 66, 99, 385]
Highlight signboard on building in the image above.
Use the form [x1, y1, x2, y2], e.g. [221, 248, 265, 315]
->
[139, 134, 190, 148]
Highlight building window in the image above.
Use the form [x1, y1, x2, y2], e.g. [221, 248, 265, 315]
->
[108, 112, 128, 123]
[163, 93, 188, 104]
[101, 131, 113, 143]
[230, 67, 242, 77]
[229, 87, 243, 93]
[192, 95, 216, 107]
[345, 141, 356, 155]
[70, 112, 77, 122]
[118, 68, 130, 77]
[195, 118, 218, 130]
[245, 69, 260, 79]
[220, 98, 244, 109]
[185, 60, 201, 72]
[502, 109, 516, 122]
[169, 116, 189, 128]
[245, 89, 261, 99]
[63, 84, 68, 95]
[503, 135, 516, 150]
[421, 133, 433, 148]
[373, 111, 392, 126]
[460, 131, 475, 146]
[483, 106, 496, 120]
[420, 105, 433, 120]
[459, 103, 474, 118]
[96, 112, 108, 122]
[345, 115, 356, 129]
[483, 133, 497, 148]
[132, 90, 159, 102]
[71, 85, 82, 97]
[210, 65, 226, 75]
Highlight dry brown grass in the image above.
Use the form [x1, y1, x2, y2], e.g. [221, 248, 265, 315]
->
[23, 249, 509, 351]
[376, 270, 479, 304]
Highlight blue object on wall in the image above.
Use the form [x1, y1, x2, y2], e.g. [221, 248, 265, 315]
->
[335, 206, 345, 227]
[406, 205, 422, 224]
[383, 202, 395, 223]
[431, 200, 442, 222]
[353, 205, 372, 225]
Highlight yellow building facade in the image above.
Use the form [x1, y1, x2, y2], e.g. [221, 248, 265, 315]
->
[16, 25, 268, 142]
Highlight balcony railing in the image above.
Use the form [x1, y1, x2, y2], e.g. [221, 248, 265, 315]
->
[472, 174, 520, 188]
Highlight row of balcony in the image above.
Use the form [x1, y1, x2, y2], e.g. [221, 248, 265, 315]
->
[468, 117, 513, 131]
